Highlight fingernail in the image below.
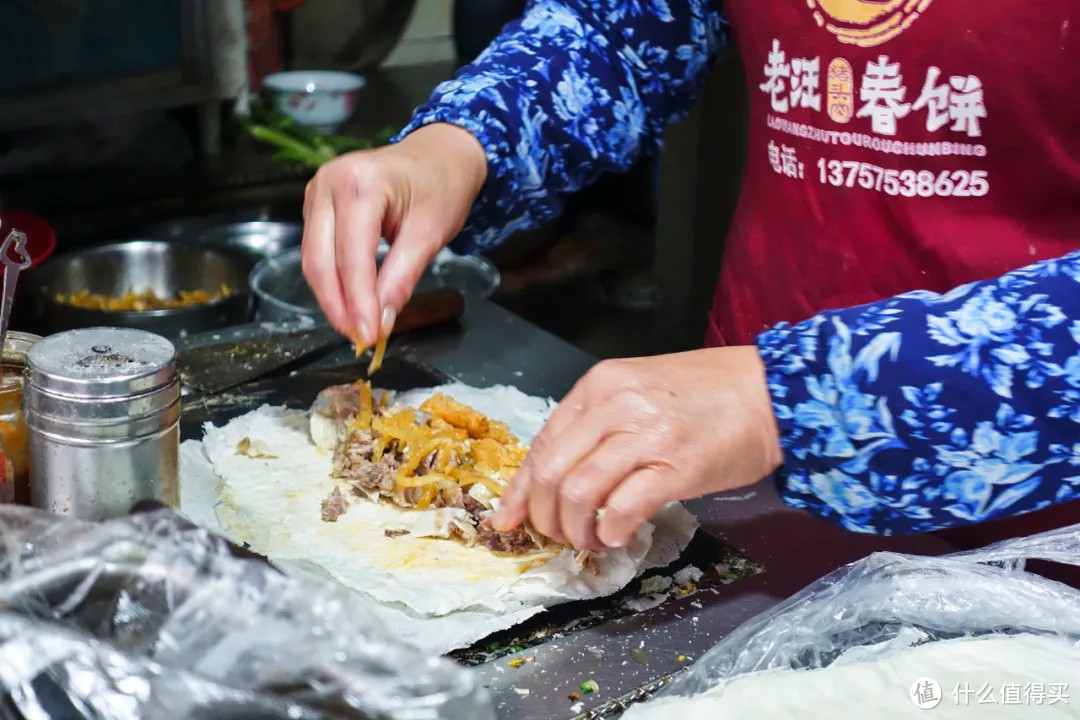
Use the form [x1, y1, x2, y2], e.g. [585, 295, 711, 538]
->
[598, 525, 626, 549]
[358, 322, 372, 347]
[380, 305, 397, 336]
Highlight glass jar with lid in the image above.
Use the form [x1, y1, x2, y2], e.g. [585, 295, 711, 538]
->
[0, 331, 41, 504]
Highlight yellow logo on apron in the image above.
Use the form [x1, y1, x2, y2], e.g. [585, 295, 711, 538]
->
[808, 0, 934, 47]
[825, 58, 855, 123]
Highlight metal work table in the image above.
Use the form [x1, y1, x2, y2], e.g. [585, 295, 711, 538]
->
[286, 296, 957, 719]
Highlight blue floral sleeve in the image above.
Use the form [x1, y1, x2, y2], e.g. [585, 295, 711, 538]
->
[759, 251, 1080, 535]
[397, 0, 727, 252]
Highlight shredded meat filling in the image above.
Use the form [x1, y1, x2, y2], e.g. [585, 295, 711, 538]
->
[475, 518, 537, 555]
[433, 484, 465, 509]
[332, 428, 402, 499]
[315, 384, 550, 557]
[462, 494, 486, 516]
[320, 486, 348, 522]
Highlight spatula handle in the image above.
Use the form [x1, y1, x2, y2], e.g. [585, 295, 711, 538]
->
[392, 288, 466, 336]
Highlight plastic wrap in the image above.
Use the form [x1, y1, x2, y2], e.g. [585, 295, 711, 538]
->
[0, 506, 494, 720]
[647, 522, 1080, 702]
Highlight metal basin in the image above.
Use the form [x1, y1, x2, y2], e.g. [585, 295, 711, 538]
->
[34, 241, 253, 341]
[191, 221, 302, 262]
[251, 245, 500, 323]
[140, 215, 303, 263]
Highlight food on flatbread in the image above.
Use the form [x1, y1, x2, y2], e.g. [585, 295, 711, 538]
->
[320, 485, 348, 522]
[311, 381, 596, 570]
[184, 383, 700, 653]
[235, 436, 277, 459]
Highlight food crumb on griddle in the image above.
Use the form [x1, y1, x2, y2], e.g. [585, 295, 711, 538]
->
[673, 565, 704, 587]
[638, 575, 673, 595]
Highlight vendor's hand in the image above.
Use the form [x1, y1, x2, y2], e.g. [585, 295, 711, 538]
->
[492, 347, 783, 551]
[302, 123, 487, 347]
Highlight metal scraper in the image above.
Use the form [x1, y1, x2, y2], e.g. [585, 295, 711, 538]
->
[177, 288, 466, 395]
[178, 323, 344, 395]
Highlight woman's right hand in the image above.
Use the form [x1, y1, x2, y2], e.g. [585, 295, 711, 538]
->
[301, 123, 487, 347]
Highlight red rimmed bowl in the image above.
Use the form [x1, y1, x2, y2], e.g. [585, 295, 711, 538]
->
[262, 70, 367, 132]
[0, 209, 56, 268]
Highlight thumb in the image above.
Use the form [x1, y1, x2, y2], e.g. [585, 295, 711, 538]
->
[491, 468, 531, 531]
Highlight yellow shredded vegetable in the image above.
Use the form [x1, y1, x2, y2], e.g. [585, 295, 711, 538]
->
[348, 381, 374, 432]
[367, 333, 387, 375]
[346, 381, 526, 499]
[56, 285, 232, 311]
[415, 483, 437, 510]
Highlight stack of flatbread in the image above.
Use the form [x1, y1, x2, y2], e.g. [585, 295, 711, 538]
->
[622, 633, 1080, 719]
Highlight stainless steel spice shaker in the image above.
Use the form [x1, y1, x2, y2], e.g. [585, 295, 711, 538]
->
[24, 327, 180, 520]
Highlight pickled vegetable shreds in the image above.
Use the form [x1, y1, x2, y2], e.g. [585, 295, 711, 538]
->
[56, 284, 232, 311]
[367, 332, 388, 375]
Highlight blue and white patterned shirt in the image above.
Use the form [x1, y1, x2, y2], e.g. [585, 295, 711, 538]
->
[398, 0, 1080, 535]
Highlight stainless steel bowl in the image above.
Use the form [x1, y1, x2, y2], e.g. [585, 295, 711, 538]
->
[191, 221, 302, 262]
[250, 245, 500, 323]
[140, 206, 288, 238]
[141, 214, 302, 262]
[34, 241, 253, 341]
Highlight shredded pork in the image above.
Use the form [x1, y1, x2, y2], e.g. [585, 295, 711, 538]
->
[475, 519, 536, 554]
[320, 486, 348, 522]
[315, 384, 552, 556]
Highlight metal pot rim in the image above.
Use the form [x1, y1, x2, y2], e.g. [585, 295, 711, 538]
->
[37, 240, 252, 317]
[249, 247, 321, 318]
[249, 245, 501, 320]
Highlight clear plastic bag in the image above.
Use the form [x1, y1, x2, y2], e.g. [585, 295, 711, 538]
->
[655, 522, 1080, 700]
[0, 506, 494, 720]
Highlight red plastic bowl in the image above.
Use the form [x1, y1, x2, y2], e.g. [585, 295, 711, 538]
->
[0, 209, 56, 268]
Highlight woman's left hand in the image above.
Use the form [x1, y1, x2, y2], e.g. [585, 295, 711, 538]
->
[491, 347, 784, 551]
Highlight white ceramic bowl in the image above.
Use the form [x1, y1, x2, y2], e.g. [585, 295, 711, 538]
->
[262, 71, 367, 132]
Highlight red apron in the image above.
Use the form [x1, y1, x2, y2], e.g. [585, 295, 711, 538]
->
[708, 1, 1080, 559]
[706, 0, 1080, 347]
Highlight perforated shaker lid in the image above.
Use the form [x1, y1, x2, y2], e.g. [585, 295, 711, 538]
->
[27, 327, 177, 398]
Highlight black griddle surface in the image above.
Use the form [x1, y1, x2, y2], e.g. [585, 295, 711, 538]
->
[181, 350, 450, 440]
[180, 350, 766, 719]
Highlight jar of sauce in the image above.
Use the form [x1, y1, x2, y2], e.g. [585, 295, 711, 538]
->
[0, 331, 41, 504]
